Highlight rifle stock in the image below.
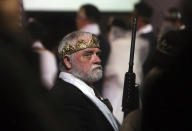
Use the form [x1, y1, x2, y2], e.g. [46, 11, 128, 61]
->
[122, 18, 139, 118]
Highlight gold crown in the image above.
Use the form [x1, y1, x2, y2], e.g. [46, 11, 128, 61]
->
[61, 36, 100, 56]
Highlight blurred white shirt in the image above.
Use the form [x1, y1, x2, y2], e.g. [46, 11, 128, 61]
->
[80, 23, 100, 35]
[103, 31, 149, 123]
[32, 41, 58, 90]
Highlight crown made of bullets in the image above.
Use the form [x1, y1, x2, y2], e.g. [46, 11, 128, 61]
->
[61, 36, 100, 56]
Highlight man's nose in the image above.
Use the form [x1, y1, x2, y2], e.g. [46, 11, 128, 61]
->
[93, 54, 101, 64]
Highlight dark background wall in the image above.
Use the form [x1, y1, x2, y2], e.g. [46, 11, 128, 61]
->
[25, 12, 76, 51]
[25, 11, 131, 52]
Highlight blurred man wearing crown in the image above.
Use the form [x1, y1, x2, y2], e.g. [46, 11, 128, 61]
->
[51, 31, 119, 131]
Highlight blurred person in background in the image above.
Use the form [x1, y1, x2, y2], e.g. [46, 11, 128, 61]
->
[0, 0, 21, 31]
[132, 1, 157, 78]
[76, 4, 111, 94]
[107, 17, 130, 43]
[103, 18, 149, 123]
[158, 7, 184, 40]
[140, 0, 192, 130]
[26, 17, 58, 90]
[0, 0, 66, 130]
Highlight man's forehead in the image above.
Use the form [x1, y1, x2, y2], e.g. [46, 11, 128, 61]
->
[83, 47, 101, 52]
[76, 47, 101, 54]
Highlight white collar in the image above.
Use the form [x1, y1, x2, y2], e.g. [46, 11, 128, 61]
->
[32, 41, 45, 49]
[137, 24, 153, 36]
[59, 72, 119, 131]
[59, 72, 96, 97]
[80, 24, 100, 35]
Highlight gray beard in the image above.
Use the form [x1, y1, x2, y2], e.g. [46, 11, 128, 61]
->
[71, 64, 103, 84]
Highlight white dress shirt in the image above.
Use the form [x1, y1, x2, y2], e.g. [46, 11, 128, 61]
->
[32, 41, 58, 90]
[80, 24, 100, 35]
[103, 31, 149, 123]
[137, 24, 153, 36]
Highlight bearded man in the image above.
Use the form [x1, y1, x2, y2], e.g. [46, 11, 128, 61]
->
[51, 31, 119, 131]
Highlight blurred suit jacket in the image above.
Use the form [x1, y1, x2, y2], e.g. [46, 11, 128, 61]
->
[51, 78, 115, 131]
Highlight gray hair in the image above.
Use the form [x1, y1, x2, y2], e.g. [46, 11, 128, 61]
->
[58, 31, 94, 71]
[58, 31, 93, 57]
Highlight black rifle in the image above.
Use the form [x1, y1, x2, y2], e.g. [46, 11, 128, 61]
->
[122, 18, 140, 118]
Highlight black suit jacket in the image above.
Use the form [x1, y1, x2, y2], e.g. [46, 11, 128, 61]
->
[51, 79, 115, 131]
[140, 32, 157, 77]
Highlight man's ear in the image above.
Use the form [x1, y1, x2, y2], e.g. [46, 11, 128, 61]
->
[63, 56, 72, 69]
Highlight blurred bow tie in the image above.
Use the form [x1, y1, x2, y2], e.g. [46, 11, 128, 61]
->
[93, 88, 113, 112]
[101, 98, 113, 112]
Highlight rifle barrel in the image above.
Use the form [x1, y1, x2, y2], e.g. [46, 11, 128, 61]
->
[128, 18, 137, 72]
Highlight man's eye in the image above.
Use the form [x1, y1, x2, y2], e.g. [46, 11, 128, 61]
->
[83, 53, 92, 60]
[84, 53, 92, 56]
